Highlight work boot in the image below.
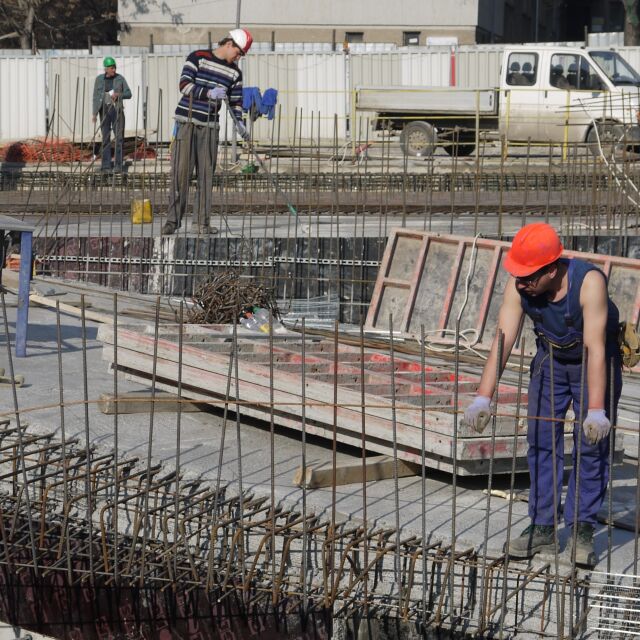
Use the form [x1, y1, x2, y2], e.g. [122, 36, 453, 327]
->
[161, 222, 176, 236]
[195, 224, 218, 235]
[505, 524, 555, 558]
[568, 522, 596, 567]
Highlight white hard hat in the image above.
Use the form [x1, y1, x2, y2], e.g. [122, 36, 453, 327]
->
[228, 28, 253, 54]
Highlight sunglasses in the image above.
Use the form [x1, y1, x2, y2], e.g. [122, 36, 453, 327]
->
[515, 265, 549, 285]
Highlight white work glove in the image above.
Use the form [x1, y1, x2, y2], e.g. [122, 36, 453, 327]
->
[463, 395, 492, 433]
[206, 87, 227, 101]
[582, 409, 611, 445]
[235, 120, 250, 142]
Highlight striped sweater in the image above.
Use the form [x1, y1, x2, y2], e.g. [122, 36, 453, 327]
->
[174, 50, 243, 127]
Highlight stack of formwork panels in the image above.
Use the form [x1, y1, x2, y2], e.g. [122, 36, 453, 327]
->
[98, 323, 581, 476]
[99, 231, 639, 476]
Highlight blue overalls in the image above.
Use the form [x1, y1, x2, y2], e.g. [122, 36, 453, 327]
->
[521, 258, 622, 527]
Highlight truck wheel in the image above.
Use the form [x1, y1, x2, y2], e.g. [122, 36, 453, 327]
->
[586, 122, 625, 158]
[400, 121, 436, 157]
[444, 143, 475, 157]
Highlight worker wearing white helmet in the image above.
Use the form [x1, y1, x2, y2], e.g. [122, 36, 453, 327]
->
[163, 28, 254, 236]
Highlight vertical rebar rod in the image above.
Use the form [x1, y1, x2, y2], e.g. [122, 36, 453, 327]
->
[569, 344, 587, 631]
[548, 344, 563, 638]
[478, 328, 503, 633]
[233, 318, 246, 586]
[388, 313, 401, 591]
[328, 318, 339, 608]
[301, 318, 309, 612]
[269, 308, 277, 606]
[173, 303, 185, 582]
[498, 336, 526, 639]
[606, 357, 615, 577]
[80, 296, 95, 585]
[420, 324, 428, 626]
[55, 301, 73, 583]
[112, 292, 120, 583]
[138, 296, 161, 586]
[358, 321, 369, 616]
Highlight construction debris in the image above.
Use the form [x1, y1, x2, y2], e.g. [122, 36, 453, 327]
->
[187, 271, 280, 324]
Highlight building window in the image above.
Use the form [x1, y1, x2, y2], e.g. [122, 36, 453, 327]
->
[609, 1, 624, 31]
[403, 31, 421, 46]
[345, 32, 364, 43]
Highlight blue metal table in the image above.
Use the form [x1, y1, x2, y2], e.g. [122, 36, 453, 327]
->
[0, 215, 34, 357]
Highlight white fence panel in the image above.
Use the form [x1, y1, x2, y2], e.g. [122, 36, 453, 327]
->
[456, 46, 504, 88]
[0, 57, 46, 141]
[400, 50, 451, 86]
[145, 54, 185, 145]
[241, 53, 346, 142]
[617, 47, 640, 75]
[296, 54, 347, 140]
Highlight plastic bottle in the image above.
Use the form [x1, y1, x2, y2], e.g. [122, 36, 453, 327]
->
[239, 315, 259, 331]
[253, 307, 271, 333]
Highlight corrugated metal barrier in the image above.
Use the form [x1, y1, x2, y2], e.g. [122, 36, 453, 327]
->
[2, 44, 640, 144]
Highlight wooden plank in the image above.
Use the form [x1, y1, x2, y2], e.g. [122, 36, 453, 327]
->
[98, 391, 205, 415]
[30, 293, 113, 324]
[293, 455, 421, 489]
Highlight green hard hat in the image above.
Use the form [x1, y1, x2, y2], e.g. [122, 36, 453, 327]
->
[103, 56, 116, 68]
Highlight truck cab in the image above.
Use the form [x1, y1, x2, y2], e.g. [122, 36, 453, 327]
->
[501, 46, 640, 151]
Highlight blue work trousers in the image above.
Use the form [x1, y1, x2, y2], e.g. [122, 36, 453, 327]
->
[526, 348, 622, 527]
[100, 106, 125, 171]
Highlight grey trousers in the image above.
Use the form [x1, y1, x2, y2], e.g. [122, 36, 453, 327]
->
[166, 122, 219, 228]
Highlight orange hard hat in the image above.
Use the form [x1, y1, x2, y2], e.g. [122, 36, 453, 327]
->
[503, 222, 564, 277]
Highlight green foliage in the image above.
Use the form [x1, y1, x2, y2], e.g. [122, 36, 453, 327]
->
[0, 0, 120, 49]
[623, 0, 640, 28]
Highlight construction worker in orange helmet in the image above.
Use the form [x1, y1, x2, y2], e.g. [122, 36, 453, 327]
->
[464, 222, 622, 567]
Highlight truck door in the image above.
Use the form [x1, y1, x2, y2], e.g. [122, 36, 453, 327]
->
[540, 53, 606, 143]
[499, 51, 545, 143]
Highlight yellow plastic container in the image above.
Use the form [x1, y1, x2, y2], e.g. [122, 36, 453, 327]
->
[131, 198, 153, 224]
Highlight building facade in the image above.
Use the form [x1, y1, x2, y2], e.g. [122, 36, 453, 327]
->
[117, 0, 569, 47]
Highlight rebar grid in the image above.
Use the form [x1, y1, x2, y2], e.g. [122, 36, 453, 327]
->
[0, 417, 592, 637]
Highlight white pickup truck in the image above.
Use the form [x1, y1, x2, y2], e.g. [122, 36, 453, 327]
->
[355, 45, 640, 157]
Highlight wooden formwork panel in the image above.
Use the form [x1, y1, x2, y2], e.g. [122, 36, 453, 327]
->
[365, 230, 640, 363]
[97, 324, 597, 476]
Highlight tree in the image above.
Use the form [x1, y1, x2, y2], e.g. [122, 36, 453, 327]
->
[622, 0, 640, 45]
[0, 0, 119, 50]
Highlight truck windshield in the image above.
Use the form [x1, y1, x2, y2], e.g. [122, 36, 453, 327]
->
[590, 51, 640, 86]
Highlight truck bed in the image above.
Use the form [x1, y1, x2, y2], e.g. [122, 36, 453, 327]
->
[355, 86, 498, 116]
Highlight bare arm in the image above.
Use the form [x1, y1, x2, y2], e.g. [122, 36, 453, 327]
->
[580, 271, 609, 411]
[477, 278, 524, 397]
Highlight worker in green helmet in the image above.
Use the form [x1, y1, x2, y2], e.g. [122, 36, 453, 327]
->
[92, 57, 132, 173]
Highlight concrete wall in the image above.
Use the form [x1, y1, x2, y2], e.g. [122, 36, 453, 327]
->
[118, 0, 482, 46]
[118, 0, 480, 29]
[122, 25, 480, 47]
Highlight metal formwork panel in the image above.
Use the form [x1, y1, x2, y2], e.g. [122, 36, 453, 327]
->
[47, 55, 144, 143]
[0, 57, 46, 140]
[366, 230, 640, 360]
